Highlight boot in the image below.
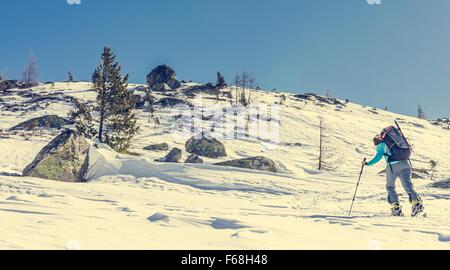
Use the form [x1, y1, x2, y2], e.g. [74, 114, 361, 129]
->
[390, 202, 404, 217]
[411, 200, 425, 217]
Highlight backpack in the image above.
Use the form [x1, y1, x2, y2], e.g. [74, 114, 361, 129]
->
[381, 125, 411, 162]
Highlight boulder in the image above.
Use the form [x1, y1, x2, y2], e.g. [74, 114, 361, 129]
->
[185, 154, 204, 164]
[155, 97, 192, 108]
[183, 83, 220, 97]
[0, 80, 22, 92]
[9, 115, 74, 131]
[214, 156, 277, 172]
[185, 135, 227, 158]
[146, 65, 181, 91]
[143, 143, 169, 151]
[157, 147, 182, 163]
[22, 130, 90, 182]
[131, 93, 146, 109]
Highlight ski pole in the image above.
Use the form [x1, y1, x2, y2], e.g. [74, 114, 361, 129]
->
[348, 158, 367, 216]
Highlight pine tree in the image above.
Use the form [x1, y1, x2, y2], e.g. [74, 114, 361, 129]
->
[92, 69, 100, 83]
[92, 46, 139, 152]
[69, 99, 97, 139]
[105, 73, 139, 152]
[93, 47, 116, 143]
[216, 72, 227, 88]
[68, 71, 74, 82]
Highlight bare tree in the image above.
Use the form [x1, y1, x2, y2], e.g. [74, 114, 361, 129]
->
[318, 118, 339, 171]
[145, 87, 155, 123]
[233, 74, 241, 106]
[227, 80, 234, 106]
[21, 52, 39, 87]
[418, 104, 426, 119]
[247, 74, 256, 106]
[430, 160, 437, 181]
[279, 94, 287, 105]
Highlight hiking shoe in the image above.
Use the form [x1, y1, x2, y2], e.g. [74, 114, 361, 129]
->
[390, 202, 404, 217]
[411, 200, 425, 217]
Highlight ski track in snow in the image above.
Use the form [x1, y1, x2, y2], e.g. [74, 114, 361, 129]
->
[0, 82, 449, 249]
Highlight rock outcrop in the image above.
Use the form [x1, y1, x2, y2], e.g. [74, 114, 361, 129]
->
[146, 65, 181, 91]
[0, 80, 22, 92]
[185, 154, 204, 164]
[143, 143, 169, 151]
[131, 93, 146, 109]
[214, 156, 277, 172]
[157, 147, 182, 162]
[10, 115, 74, 131]
[183, 83, 220, 97]
[293, 93, 346, 106]
[22, 130, 90, 182]
[185, 135, 227, 158]
[155, 97, 192, 108]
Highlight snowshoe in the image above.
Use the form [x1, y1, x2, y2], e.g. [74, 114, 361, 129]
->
[390, 203, 404, 217]
[411, 201, 425, 217]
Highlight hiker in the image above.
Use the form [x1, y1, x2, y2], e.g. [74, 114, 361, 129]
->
[363, 126, 424, 217]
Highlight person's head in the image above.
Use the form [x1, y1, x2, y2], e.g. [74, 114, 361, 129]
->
[373, 134, 383, 146]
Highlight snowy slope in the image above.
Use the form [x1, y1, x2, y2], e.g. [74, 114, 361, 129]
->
[0, 82, 449, 250]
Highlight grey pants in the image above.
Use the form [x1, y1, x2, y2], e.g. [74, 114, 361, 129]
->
[386, 160, 420, 204]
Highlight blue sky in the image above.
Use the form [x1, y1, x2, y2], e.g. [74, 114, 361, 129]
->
[1, 0, 450, 118]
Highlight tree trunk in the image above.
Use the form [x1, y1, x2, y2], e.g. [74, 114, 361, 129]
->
[98, 109, 105, 143]
[319, 120, 323, 171]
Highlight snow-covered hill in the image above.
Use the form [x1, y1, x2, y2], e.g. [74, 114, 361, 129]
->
[0, 81, 449, 249]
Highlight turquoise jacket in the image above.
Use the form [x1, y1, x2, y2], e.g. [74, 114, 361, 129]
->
[366, 142, 399, 166]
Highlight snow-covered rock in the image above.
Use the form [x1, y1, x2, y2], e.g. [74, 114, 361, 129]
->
[215, 156, 277, 172]
[0, 80, 22, 92]
[22, 129, 90, 182]
[157, 147, 182, 163]
[146, 64, 181, 91]
[9, 115, 73, 131]
[185, 135, 227, 158]
[143, 143, 169, 151]
[1, 81, 450, 249]
[185, 153, 203, 164]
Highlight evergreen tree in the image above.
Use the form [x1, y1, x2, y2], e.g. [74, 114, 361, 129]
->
[69, 99, 97, 139]
[93, 47, 116, 143]
[68, 71, 74, 82]
[216, 72, 227, 88]
[105, 72, 139, 152]
[92, 69, 100, 83]
[92, 46, 139, 152]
